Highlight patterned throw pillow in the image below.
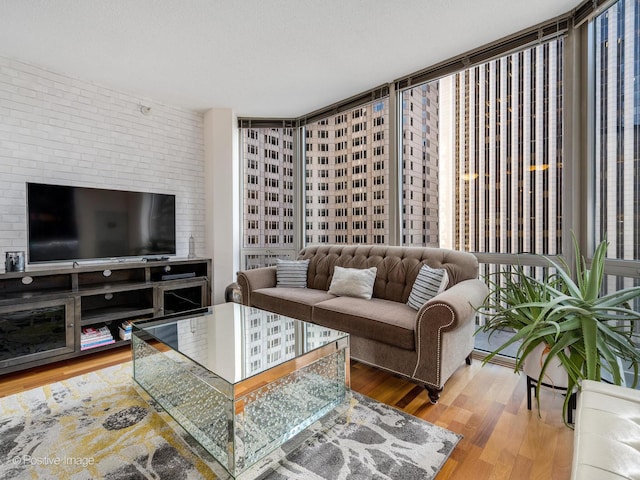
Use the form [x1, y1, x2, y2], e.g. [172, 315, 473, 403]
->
[407, 264, 449, 310]
[328, 266, 377, 300]
[276, 259, 310, 288]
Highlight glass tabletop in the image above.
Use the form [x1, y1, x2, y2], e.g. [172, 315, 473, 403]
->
[133, 303, 349, 385]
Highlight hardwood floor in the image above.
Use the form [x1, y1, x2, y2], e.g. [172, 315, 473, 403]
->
[0, 348, 132, 398]
[0, 347, 574, 479]
[351, 358, 574, 480]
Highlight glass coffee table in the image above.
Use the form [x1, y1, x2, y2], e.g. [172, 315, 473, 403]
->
[131, 303, 350, 477]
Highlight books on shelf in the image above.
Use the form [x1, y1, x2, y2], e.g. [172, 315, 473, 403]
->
[119, 320, 133, 341]
[81, 325, 115, 350]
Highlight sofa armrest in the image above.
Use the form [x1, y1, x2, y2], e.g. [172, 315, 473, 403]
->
[237, 266, 277, 306]
[419, 278, 488, 332]
[412, 279, 488, 386]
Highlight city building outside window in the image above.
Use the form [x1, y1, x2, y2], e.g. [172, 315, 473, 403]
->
[238, 2, 640, 366]
[240, 127, 297, 269]
[592, 0, 640, 325]
[397, 38, 564, 356]
[304, 99, 390, 245]
[400, 39, 563, 255]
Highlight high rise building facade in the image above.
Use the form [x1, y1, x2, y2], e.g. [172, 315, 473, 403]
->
[594, 0, 640, 261]
[591, 0, 640, 309]
[442, 38, 564, 256]
[239, 1, 640, 348]
[304, 101, 390, 245]
[401, 83, 441, 247]
[241, 90, 440, 263]
[242, 127, 296, 268]
[241, 42, 563, 266]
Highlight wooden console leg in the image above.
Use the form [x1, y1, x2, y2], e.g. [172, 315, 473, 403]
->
[425, 385, 443, 404]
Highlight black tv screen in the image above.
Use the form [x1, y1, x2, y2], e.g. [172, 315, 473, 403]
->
[27, 183, 176, 263]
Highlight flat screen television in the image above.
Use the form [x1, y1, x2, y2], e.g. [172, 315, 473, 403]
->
[27, 183, 176, 263]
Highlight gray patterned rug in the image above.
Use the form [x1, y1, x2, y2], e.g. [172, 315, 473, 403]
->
[0, 363, 461, 479]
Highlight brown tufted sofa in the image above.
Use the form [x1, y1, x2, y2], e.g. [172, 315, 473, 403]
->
[237, 245, 488, 402]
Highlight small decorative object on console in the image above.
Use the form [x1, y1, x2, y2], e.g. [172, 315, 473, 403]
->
[188, 234, 196, 258]
[119, 320, 133, 341]
[5, 251, 25, 272]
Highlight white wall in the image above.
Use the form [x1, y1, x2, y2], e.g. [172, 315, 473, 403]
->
[204, 109, 240, 304]
[0, 56, 206, 265]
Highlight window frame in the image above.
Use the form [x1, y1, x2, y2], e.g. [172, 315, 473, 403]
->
[587, 0, 640, 279]
[236, 1, 623, 290]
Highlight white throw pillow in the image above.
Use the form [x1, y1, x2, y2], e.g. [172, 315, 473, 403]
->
[328, 266, 377, 300]
[276, 259, 309, 288]
[407, 264, 449, 310]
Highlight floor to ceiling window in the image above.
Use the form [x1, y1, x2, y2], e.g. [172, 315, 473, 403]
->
[398, 39, 565, 357]
[303, 99, 390, 245]
[240, 126, 298, 269]
[401, 82, 440, 247]
[592, 0, 640, 317]
[237, 1, 640, 361]
[400, 39, 564, 256]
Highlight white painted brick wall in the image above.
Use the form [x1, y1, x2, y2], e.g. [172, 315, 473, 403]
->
[0, 56, 206, 265]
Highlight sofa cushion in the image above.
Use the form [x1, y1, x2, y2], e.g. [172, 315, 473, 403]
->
[328, 266, 377, 299]
[407, 264, 449, 310]
[313, 296, 416, 350]
[276, 258, 309, 288]
[251, 287, 335, 322]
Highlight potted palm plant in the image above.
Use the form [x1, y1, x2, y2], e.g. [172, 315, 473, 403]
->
[477, 236, 640, 425]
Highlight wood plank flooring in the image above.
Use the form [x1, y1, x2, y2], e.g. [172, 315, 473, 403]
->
[0, 347, 574, 479]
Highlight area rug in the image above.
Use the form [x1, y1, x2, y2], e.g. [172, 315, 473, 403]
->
[0, 363, 461, 479]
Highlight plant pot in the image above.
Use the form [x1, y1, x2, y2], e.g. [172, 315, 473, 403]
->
[522, 342, 568, 389]
[523, 342, 576, 422]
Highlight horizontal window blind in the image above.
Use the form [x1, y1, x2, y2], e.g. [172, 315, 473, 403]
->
[573, 0, 618, 27]
[298, 85, 389, 126]
[237, 118, 297, 129]
[238, 86, 390, 128]
[395, 16, 571, 90]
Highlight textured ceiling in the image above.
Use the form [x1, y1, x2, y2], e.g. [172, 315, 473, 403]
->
[0, 0, 582, 117]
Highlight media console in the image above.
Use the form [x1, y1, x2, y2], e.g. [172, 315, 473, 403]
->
[0, 258, 212, 375]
